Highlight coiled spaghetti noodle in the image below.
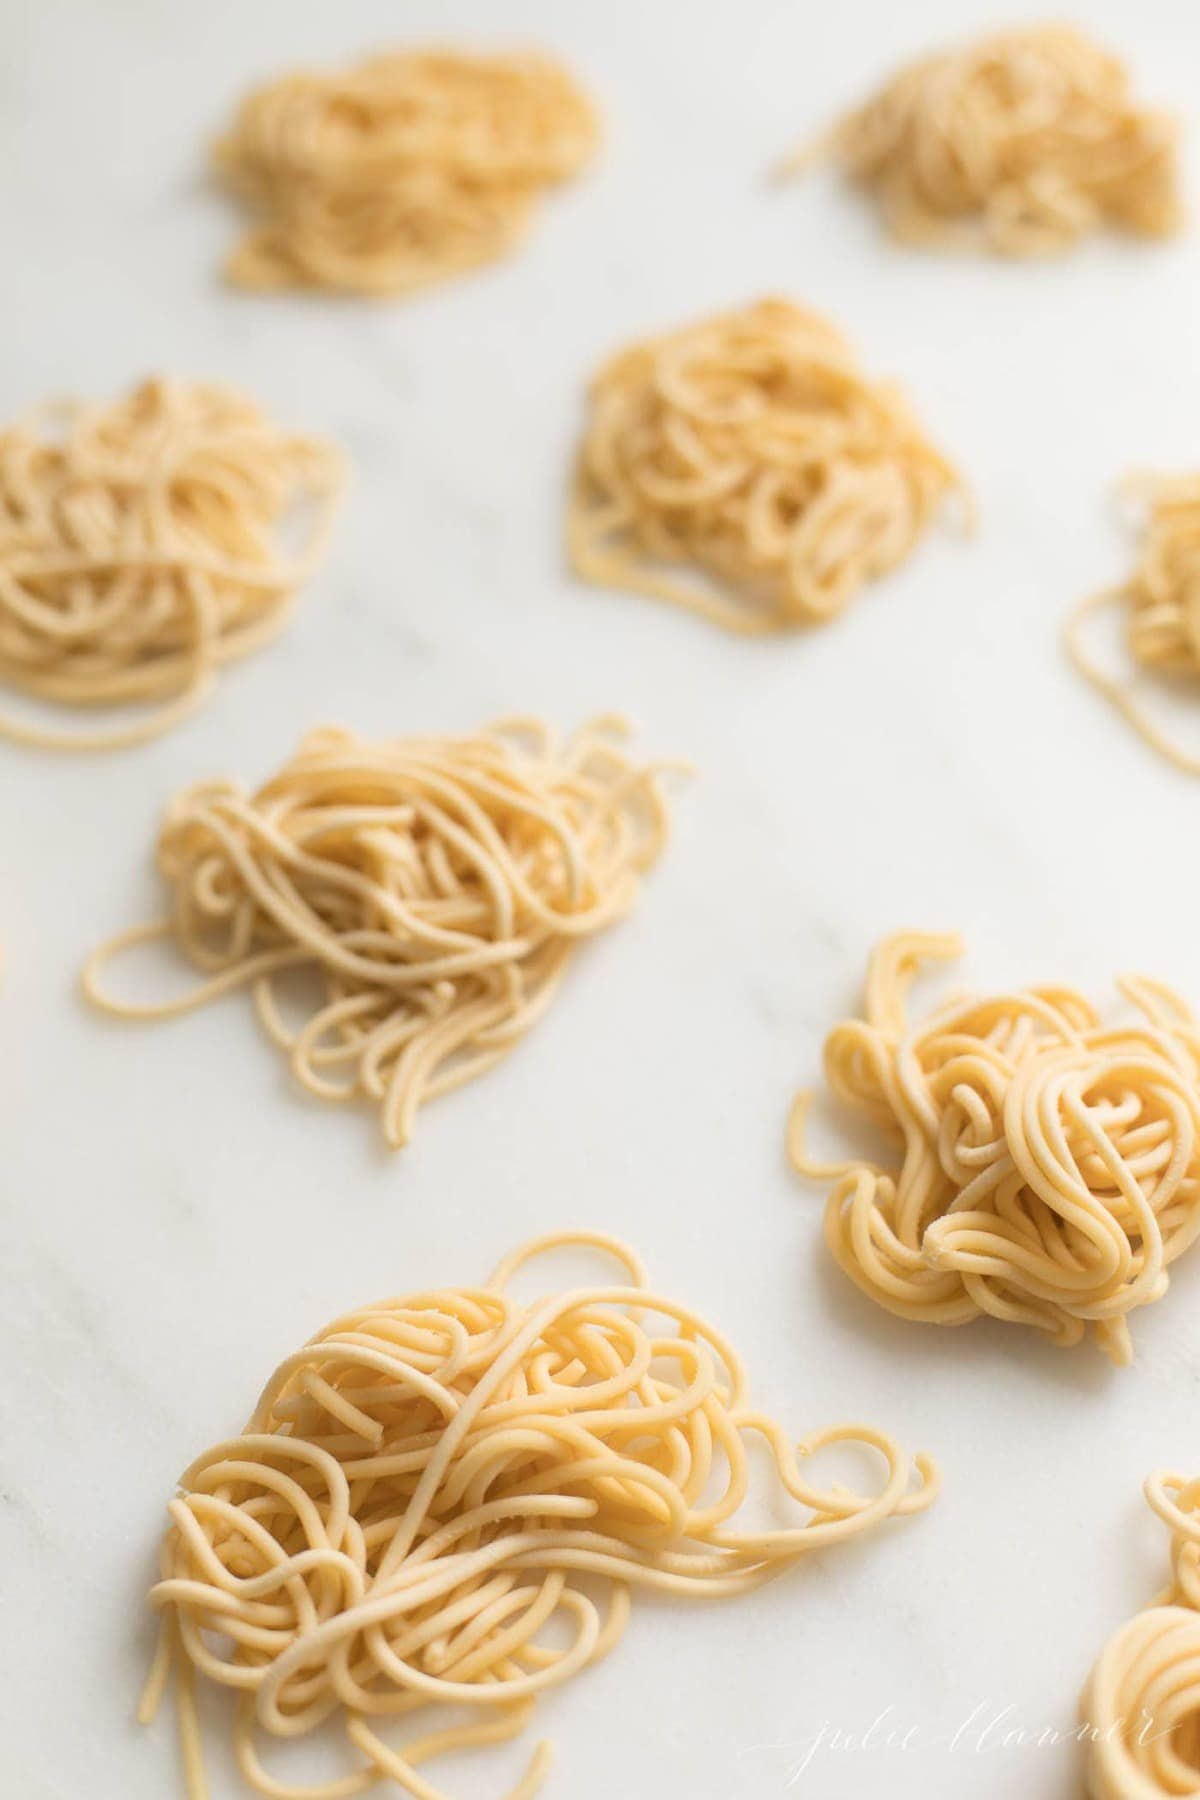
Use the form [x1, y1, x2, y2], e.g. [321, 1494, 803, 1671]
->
[215, 49, 598, 295]
[140, 1230, 938, 1800]
[787, 25, 1181, 255]
[1068, 474, 1200, 774]
[788, 931, 1200, 1364]
[83, 718, 672, 1146]
[1084, 1470, 1200, 1796]
[0, 377, 342, 750]
[568, 298, 964, 634]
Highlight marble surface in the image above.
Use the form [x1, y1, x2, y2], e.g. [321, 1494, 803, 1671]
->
[5, 0, 1200, 1795]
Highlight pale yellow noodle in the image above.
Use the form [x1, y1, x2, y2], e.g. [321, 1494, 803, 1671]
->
[1084, 1471, 1200, 1796]
[140, 1230, 938, 1800]
[215, 49, 597, 296]
[1067, 474, 1200, 774]
[83, 718, 673, 1146]
[785, 24, 1181, 255]
[568, 297, 965, 633]
[0, 378, 343, 750]
[788, 931, 1200, 1364]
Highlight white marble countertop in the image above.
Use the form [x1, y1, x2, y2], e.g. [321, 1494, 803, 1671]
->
[5, 0, 1200, 1795]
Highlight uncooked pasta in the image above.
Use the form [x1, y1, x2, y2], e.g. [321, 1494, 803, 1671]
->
[786, 25, 1181, 255]
[140, 1230, 938, 1800]
[568, 298, 964, 634]
[215, 49, 597, 295]
[0, 378, 342, 750]
[788, 931, 1200, 1365]
[83, 718, 672, 1145]
[1084, 1469, 1200, 1796]
[1068, 474, 1200, 774]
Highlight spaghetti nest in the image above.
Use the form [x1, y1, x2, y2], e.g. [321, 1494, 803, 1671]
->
[1084, 1470, 1200, 1797]
[788, 931, 1200, 1365]
[140, 1231, 938, 1800]
[0, 377, 342, 749]
[568, 298, 964, 634]
[794, 24, 1181, 255]
[84, 718, 672, 1147]
[214, 49, 598, 295]
[1069, 475, 1200, 774]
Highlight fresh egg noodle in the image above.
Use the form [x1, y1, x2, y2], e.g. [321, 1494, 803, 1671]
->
[568, 298, 964, 634]
[83, 718, 673, 1146]
[1068, 474, 1200, 774]
[0, 378, 342, 750]
[785, 25, 1181, 255]
[788, 931, 1200, 1364]
[215, 49, 598, 295]
[1084, 1470, 1200, 1797]
[139, 1230, 938, 1800]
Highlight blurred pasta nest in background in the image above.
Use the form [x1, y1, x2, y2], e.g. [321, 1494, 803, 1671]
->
[215, 49, 598, 294]
[569, 297, 964, 633]
[1069, 474, 1200, 776]
[1122, 478, 1200, 677]
[0, 377, 341, 748]
[810, 23, 1181, 254]
[790, 931, 1200, 1364]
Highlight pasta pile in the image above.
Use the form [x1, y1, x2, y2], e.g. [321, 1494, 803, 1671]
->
[1084, 1469, 1200, 1797]
[0, 378, 342, 749]
[215, 49, 597, 295]
[83, 718, 672, 1146]
[1068, 475, 1200, 774]
[568, 298, 964, 633]
[140, 1230, 938, 1800]
[788, 931, 1200, 1365]
[789, 24, 1181, 255]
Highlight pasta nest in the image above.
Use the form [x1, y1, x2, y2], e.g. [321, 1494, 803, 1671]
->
[141, 1233, 936, 1800]
[789, 931, 1200, 1364]
[807, 24, 1181, 254]
[1069, 475, 1200, 775]
[215, 49, 598, 294]
[0, 378, 341, 748]
[1084, 1471, 1200, 1796]
[569, 297, 963, 632]
[84, 719, 672, 1146]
